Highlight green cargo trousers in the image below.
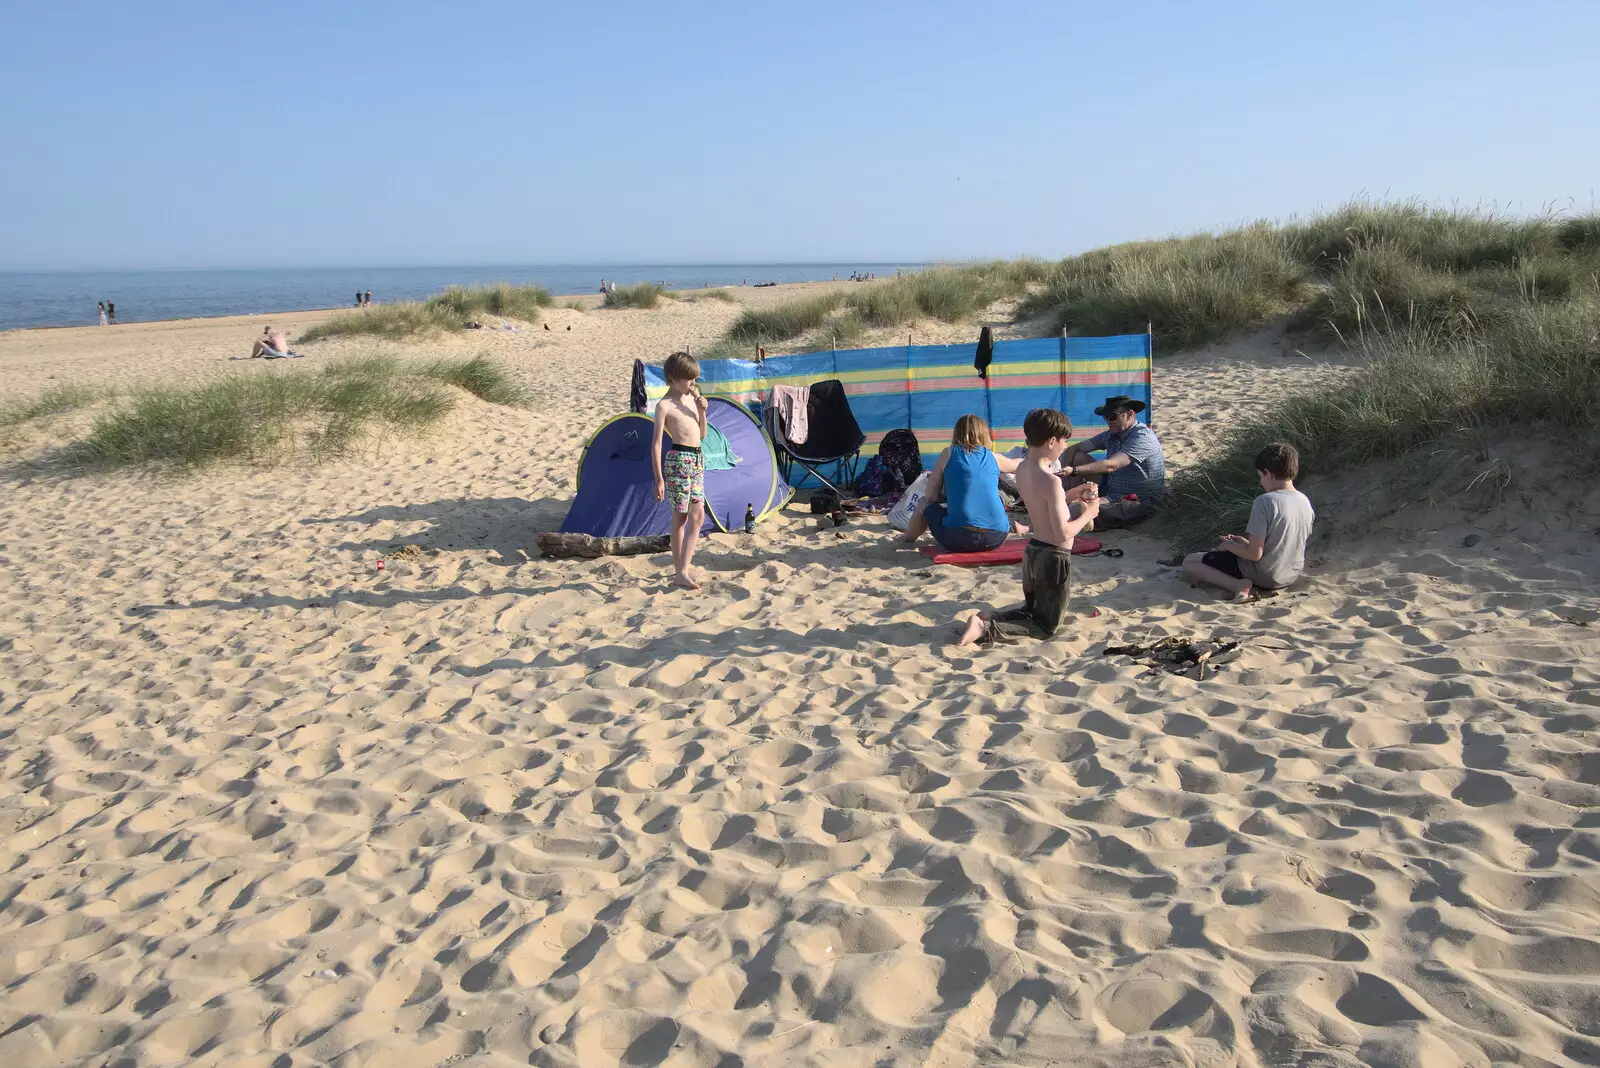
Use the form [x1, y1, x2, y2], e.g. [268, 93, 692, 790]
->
[982, 539, 1073, 643]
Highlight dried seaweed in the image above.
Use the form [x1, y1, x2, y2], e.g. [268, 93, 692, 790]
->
[1103, 636, 1244, 680]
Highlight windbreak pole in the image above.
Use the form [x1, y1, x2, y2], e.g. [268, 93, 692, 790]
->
[1058, 328, 1069, 415]
[1146, 320, 1155, 427]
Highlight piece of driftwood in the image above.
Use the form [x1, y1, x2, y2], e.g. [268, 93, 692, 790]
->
[1103, 636, 1243, 680]
[536, 532, 671, 559]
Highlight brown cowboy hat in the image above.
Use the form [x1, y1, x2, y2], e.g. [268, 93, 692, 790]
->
[1093, 395, 1147, 417]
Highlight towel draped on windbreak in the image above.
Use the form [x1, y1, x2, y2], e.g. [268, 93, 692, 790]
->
[701, 424, 740, 471]
[630, 359, 648, 413]
[975, 325, 995, 379]
[770, 384, 810, 445]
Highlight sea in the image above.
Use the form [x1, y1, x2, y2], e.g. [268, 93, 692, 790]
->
[0, 263, 924, 332]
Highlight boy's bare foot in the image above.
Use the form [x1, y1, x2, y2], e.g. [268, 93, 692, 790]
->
[955, 611, 991, 647]
[671, 573, 701, 591]
[1232, 583, 1255, 602]
[1012, 522, 1030, 535]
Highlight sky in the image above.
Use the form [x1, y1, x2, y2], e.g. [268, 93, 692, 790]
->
[2, 1, 1597, 270]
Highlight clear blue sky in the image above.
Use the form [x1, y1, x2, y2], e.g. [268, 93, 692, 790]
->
[2, 1, 1596, 270]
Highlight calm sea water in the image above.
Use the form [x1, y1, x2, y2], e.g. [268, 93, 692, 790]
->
[0, 263, 924, 332]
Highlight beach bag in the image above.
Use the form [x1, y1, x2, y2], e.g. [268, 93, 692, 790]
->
[887, 472, 931, 532]
[879, 429, 922, 491]
[856, 456, 887, 496]
[809, 489, 841, 515]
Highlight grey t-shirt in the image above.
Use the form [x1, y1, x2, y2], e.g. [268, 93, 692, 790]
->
[1242, 488, 1314, 589]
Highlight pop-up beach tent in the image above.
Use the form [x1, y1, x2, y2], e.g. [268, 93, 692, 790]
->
[560, 396, 792, 537]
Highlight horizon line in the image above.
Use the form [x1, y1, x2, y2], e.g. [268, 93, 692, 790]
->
[0, 259, 955, 275]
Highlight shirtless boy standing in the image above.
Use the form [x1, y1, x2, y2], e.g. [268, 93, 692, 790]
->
[958, 408, 1100, 646]
[652, 351, 710, 590]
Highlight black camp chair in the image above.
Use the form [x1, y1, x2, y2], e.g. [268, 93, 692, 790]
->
[765, 379, 866, 496]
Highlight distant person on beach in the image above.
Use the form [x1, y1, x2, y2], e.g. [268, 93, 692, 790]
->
[897, 415, 1028, 553]
[1181, 442, 1313, 601]
[97, 301, 107, 326]
[958, 408, 1100, 646]
[1059, 394, 1166, 528]
[652, 351, 709, 591]
[356, 291, 363, 307]
[107, 301, 116, 324]
[365, 290, 372, 307]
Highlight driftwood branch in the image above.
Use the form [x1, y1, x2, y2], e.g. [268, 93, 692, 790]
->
[536, 532, 671, 559]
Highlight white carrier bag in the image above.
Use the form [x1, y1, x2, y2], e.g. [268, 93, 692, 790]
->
[886, 471, 932, 532]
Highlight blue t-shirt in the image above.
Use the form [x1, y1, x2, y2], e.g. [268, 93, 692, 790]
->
[1084, 423, 1166, 501]
[943, 447, 1010, 532]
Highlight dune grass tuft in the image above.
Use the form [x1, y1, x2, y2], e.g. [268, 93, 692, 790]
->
[704, 260, 1051, 356]
[1017, 201, 1600, 350]
[1165, 288, 1600, 547]
[1, 383, 102, 428]
[73, 355, 531, 470]
[801, 311, 870, 353]
[299, 303, 456, 343]
[724, 293, 845, 346]
[299, 284, 555, 342]
[675, 288, 738, 303]
[1017, 227, 1312, 348]
[414, 354, 534, 407]
[1556, 215, 1600, 252]
[603, 282, 667, 309]
[847, 261, 1046, 328]
[1283, 200, 1557, 274]
[431, 282, 554, 321]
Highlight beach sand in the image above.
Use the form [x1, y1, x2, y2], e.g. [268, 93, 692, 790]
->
[1, 289, 1598, 1067]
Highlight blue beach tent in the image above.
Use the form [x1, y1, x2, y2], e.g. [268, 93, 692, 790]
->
[560, 397, 792, 537]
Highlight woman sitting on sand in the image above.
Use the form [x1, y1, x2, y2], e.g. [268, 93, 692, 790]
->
[897, 414, 1027, 553]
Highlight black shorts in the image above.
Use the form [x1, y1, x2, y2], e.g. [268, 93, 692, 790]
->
[1200, 550, 1244, 580]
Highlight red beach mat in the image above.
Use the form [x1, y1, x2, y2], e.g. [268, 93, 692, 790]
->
[918, 535, 1103, 567]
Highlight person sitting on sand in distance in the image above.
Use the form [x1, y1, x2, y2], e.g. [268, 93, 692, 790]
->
[250, 325, 292, 358]
[1059, 394, 1166, 528]
[1181, 442, 1313, 601]
[897, 414, 1029, 553]
[958, 408, 1100, 646]
[652, 351, 710, 591]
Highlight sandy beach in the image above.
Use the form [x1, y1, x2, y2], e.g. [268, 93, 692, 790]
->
[2, 288, 1598, 1067]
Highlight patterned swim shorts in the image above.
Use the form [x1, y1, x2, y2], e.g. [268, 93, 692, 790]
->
[663, 447, 705, 513]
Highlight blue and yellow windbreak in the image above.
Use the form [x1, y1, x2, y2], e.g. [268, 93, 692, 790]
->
[641, 334, 1154, 462]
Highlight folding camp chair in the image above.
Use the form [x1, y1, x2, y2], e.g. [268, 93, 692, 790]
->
[764, 379, 866, 496]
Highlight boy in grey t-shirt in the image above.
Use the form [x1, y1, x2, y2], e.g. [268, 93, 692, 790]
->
[1182, 442, 1314, 600]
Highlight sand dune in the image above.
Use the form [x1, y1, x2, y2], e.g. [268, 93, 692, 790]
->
[1, 290, 1598, 1066]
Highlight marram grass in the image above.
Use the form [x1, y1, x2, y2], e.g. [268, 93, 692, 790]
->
[299, 284, 555, 342]
[602, 282, 666, 309]
[74, 355, 531, 470]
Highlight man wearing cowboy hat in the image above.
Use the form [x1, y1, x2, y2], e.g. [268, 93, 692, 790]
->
[1059, 395, 1166, 528]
